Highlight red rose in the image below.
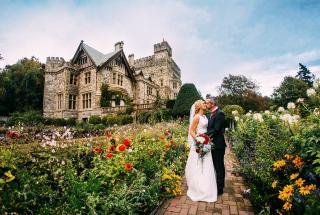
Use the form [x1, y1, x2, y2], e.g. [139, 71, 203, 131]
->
[124, 163, 133, 171]
[94, 146, 102, 153]
[106, 153, 113, 159]
[105, 133, 112, 138]
[118, 144, 126, 152]
[123, 138, 131, 146]
[199, 133, 210, 144]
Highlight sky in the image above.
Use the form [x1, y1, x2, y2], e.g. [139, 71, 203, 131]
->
[1, 0, 320, 96]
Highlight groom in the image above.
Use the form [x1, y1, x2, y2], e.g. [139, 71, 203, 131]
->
[205, 96, 226, 195]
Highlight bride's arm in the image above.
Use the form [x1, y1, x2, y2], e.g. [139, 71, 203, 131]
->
[189, 114, 200, 140]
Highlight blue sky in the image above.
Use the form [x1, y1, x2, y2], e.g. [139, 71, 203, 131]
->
[0, 0, 319, 96]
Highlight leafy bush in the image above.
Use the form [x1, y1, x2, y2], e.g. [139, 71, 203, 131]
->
[166, 99, 176, 109]
[8, 111, 44, 126]
[222, 105, 245, 127]
[89, 115, 102, 125]
[173, 83, 201, 117]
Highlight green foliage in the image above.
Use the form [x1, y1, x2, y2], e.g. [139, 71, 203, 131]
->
[100, 83, 112, 107]
[137, 109, 174, 124]
[8, 110, 43, 126]
[296, 63, 315, 87]
[173, 83, 201, 116]
[0, 57, 44, 115]
[272, 76, 308, 107]
[89, 115, 102, 125]
[101, 114, 133, 126]
[219, 74, 259, 96]
[222, 105, 244, 127]
[166, 99, 176, 109]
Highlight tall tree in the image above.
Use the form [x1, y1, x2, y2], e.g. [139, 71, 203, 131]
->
[296, 63, 315, 86]
[0, 57, 44, 115]
[272, 76, 308, 107]
[173, 83, 201, 116]
[219, 74, 258, 96]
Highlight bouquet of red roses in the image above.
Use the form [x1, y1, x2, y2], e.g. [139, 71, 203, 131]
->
[194, 133, 212, 158]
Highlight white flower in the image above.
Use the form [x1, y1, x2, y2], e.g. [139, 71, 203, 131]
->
[234, 116, 240, 121]
[51, 149, 56, 153]
[143, 129, 147, 133]
[278, 107, 285, 112]
[271, 115, 277, 120]
[307, 88, 316, 97]
[280, 113, 299, 124]
[225, 128, 229, 131]
[196, 136, 205, 143]
[253, 113, 264, 122]
[313, 79, 320, 89]
[246, 112, 252, 117]
[314, 108, 320, 116]
[128, 149, 133, 153]
[287, 102, 296, 110]
[296, 98, 304, 103]
[232, 110, 239, 116]
[264, 110, 270, 114]
[61, 160, 66, 165]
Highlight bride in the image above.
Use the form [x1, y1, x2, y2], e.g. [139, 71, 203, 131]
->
[185, 100, 217, 202]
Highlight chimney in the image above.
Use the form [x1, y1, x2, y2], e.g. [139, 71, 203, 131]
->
[115, 41, 124, 51]
[128, 54, 134, 65]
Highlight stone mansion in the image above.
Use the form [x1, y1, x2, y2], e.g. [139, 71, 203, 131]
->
[43, 40, 182, 121]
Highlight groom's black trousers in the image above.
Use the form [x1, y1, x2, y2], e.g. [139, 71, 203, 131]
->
[211, 148, 226, 192]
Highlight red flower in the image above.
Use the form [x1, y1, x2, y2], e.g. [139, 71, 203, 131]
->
[106, 153, 113, 159]
[124, 163, 133, 171]
[159, 136, 165, 140]
[165, 144, 170, 149]
[170, 140, 174, 144]
[123, 138, 131, 147]
[199, 133, 210, 145]
[94, 146, 102, 153]
[118, 144, 126, 152]
[105, 133, 112, 138]
[7, 131, 19, 139]
[110, 145, 116, 151]
[165, 131, 170, 136]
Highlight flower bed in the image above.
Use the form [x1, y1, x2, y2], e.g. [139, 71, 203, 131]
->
[228, 84, 320, 214]
[0, 122, 189, 214]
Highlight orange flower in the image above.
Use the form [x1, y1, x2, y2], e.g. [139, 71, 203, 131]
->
[165, 144, 170, 149]
[93, 146, 102, 153]
[124, 163, 133, 171]
[284, 154, 294, 160]
[290, 173, 299, 180]
[283, 202, 292, 211]
[272, 180, 278, 189]
[118, 144, 126, 152]
[278, 185, 294, 201]
[293, 157, 303, 168]
[308, 184, 317, 191]
[295, 178, 305, 187]
[299, 186, 311, 196]
[123, 138, 131, 146]
[272, 160, 286, 171]
[159, 136, 165, 140]
[170, 140, 174, 144]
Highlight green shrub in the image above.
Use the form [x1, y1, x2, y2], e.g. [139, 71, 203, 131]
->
[8, 111, 44, 126]
[89, 115, 102, 125]
[222, 104, 245, 127]
[173, 83, 201, 117]
[166, 100, 176, 109]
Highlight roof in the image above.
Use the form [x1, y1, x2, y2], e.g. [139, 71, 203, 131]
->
[71, 41, 121, 67]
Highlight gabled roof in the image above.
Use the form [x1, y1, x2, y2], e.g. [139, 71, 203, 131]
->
[71, 41, 121, 67]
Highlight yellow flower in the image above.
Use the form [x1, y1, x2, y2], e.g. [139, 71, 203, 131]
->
[299, 186, 311, 196]
[278, 185, 294, 201]
[308, 184, 317, 191]
[293, 157, 303, 168]
[272, 180, 278, 189]
[272, 160, 286, 171]
[4, 171, 15, 182]
[295, 178, 305, 187]
[284, 154, 294, 160]
[290, 173, 299, 180]
[283, 202, 292, 211]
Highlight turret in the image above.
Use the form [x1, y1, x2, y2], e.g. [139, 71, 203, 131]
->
[154, 40, 172, 58]
[46, 57, 65, 71]
[115, 41, 124, 51]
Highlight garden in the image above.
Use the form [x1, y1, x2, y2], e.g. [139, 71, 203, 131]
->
[227, 80, 320, 214]
[0, 121, 189, 214]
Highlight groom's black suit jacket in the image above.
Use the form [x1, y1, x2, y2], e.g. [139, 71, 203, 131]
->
[206, 108, 226, 149]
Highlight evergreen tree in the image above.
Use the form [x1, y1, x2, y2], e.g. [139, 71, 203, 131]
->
[296, 63, 315, 86]
[173, 83, 201, 116]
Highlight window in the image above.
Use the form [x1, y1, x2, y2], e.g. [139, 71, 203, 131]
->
[173, 82, 177, 89]
[174, 93, 177, 98]
[160, 79, 163, 87]
[118, 74, 121, 85]
[57, 94, 63, 109]
[69, 95, 76, 109]
[82, 93, 92, 109]
[113, 73, 116, 84]
[69, 74, 77, 85]
[147, 86, 152, 95]
[120, 75, 123, 86]
[79, 56, 87, 65]
[85, 72, 91, 84]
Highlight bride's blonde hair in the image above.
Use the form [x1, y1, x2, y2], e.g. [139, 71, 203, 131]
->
[193, 100, 204, 116]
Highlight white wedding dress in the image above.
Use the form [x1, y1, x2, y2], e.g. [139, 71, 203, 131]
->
[185, 114, 217, 202]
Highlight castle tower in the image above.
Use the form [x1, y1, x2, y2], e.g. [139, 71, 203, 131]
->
[154, 40, 172, 59]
